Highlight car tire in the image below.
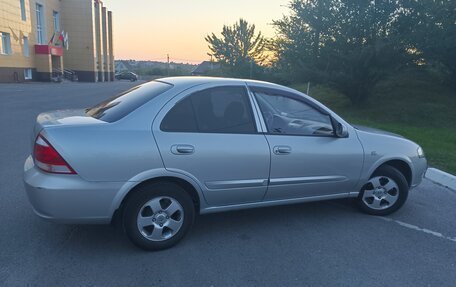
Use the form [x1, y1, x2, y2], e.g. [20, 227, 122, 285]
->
[123, 182, 195, 251]
[357, 165, 409, 216]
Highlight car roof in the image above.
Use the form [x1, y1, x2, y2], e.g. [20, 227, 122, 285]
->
[156, 76, 284, 89]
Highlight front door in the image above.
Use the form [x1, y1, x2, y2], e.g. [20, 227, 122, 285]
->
[153, 85, 270, 206]
[250, 86, 364, 200]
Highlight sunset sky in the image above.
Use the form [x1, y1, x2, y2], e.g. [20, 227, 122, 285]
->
[105, 0, 289, 64]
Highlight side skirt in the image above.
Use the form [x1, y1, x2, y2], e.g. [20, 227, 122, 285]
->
[200, 193, 354, 214]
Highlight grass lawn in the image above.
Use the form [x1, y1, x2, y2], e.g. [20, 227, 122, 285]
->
[291, 70, 456, 174]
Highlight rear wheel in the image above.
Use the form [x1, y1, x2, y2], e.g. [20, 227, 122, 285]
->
[123, 182, 195, 251]
[357, 165, 409, 216]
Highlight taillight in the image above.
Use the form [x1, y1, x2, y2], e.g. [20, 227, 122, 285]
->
[33, 134, 76, 174]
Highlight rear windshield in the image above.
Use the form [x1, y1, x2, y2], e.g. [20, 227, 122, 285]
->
[86, 81, 173, 122]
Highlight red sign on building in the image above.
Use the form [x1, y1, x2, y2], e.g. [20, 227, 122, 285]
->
[34, 45, 63, 56]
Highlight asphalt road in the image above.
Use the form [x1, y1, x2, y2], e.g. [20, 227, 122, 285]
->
[0, 81, 455, 286]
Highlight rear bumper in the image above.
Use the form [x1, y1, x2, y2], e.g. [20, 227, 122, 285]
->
[23, 156, 124, 224]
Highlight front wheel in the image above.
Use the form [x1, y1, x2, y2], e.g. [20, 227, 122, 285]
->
[357, 165, 409, 216]
[123, 182, 195, 251]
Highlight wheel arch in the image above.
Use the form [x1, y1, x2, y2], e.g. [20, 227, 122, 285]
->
[110, 170, 206, 221]
[372, 159, 413, 187]
[122, 176, 200, 210]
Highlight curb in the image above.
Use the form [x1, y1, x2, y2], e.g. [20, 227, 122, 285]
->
[425, 168, 456, 191]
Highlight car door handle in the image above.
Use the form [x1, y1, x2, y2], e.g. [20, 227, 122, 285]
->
[273, 145, 291, 155]
[171, 144, 195, 155]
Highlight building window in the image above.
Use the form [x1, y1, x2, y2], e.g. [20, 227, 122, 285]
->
[0, 32, 12, 55]
[24, 69, 32, 80]
[20, 0, 27, 21]
[35, 3, 45, 44]
[23, 36, 29, 57]
[53, 11, 60, 32]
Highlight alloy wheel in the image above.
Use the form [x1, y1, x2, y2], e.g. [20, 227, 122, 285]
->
[136, 196, 184, 241]
[362, 176, 399, 210]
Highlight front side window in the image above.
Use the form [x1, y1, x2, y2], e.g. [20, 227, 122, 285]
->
[161, 86, 256, 134]
[0, 32, 12, 55]
[254, 89, 334, 136]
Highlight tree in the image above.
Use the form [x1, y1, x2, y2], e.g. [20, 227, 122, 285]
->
[399, 0, 456, 86]
[273, 0, 410, 105]
[205, 19, 267, 77]
[325, 0, 409, 104]
[272, 0, 335, 83]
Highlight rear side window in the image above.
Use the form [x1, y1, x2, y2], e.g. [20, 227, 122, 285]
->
[86, 81, 172, 122]
[160, 86, 256, 134]
[160, 97, 198, 132]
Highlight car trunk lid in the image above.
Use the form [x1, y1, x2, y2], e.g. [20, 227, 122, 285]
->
[32, 109, 106, 148]
[35, 108, 103, 131]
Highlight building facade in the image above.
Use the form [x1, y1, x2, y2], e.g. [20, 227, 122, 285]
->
[0, 0, 114, 82]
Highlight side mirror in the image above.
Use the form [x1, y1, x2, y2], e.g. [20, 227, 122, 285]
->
[329, 115, 349, 138]
[334, 121, 349, 138]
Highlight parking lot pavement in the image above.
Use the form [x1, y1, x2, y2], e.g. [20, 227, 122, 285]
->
[1, 81, 455, 286]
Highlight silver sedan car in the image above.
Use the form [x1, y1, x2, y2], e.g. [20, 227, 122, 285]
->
[24, 77, 427, 250]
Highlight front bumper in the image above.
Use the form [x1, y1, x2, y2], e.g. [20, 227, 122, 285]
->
[411, 157, 428, 188]
[23, 156, 124, 224]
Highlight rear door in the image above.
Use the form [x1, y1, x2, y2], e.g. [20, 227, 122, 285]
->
[153, 84, 270, 206]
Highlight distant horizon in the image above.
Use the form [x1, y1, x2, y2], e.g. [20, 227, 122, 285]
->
[104, 0, 288, 63]
[115, 58, 199, 65]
